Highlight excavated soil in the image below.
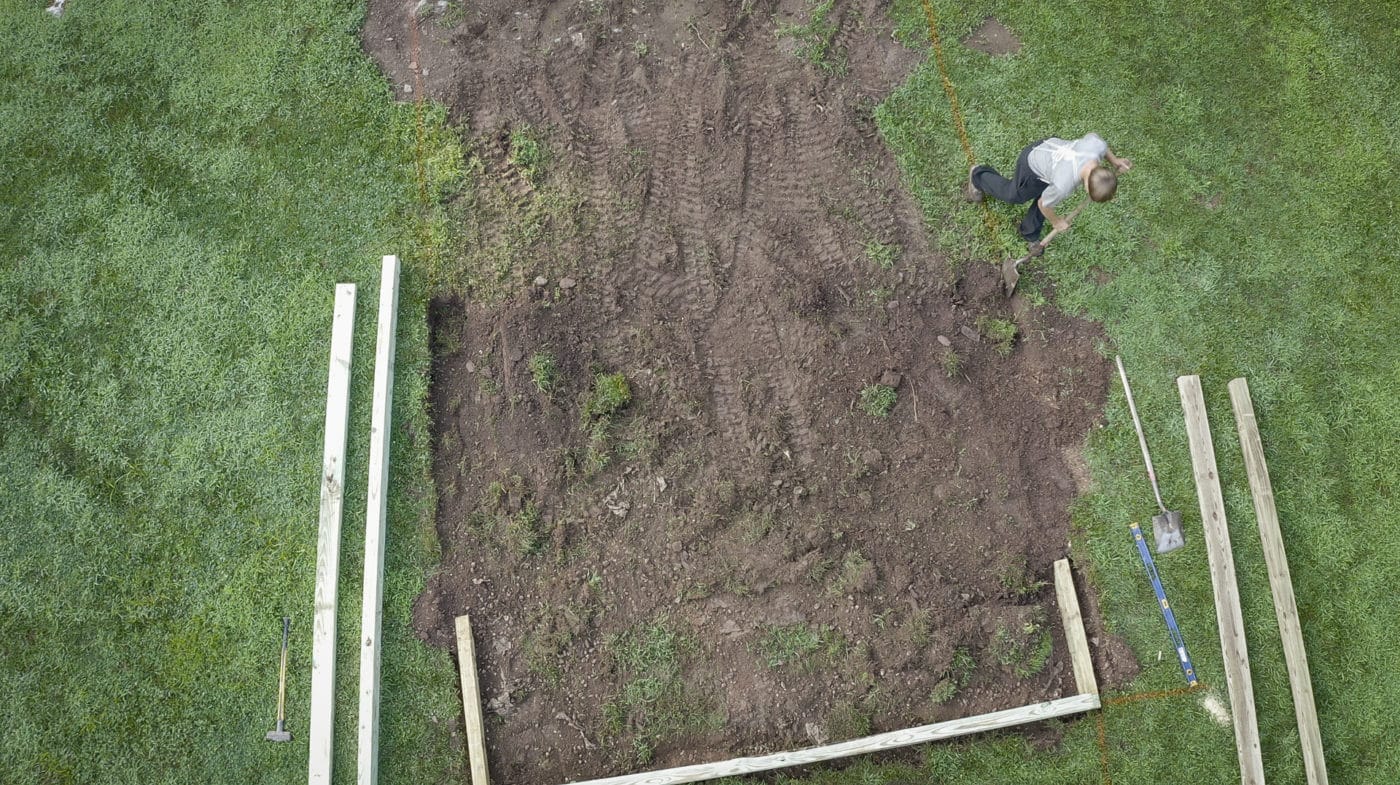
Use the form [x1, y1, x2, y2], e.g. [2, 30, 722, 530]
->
[361, 1, 1134, 782]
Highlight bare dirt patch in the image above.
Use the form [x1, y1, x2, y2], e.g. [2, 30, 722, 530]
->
[962, 17, 1021, 57]
[362, 1, 1129, 782]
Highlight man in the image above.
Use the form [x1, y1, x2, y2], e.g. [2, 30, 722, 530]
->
[964, 133, 1132, 250]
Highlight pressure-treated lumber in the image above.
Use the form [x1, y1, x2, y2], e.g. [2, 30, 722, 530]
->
[1178, 374, 1264, 785]
[309, 283, 357, 785]
[1054, 559, 1098, 696]
[556, 694, 1100, 785]
[1229, 377, 1328, 785]
[455, 615, 491, 785]
[357, 256, 401, 785]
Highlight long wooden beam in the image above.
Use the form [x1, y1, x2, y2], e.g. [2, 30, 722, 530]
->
[1054, 559, 1098, 696]
[1178, 375, 1265, 785]
[309, 283, 357, 785]
[1229, 378, 1328, 785]
[357, 256, 401, 785]
[556, 693, 1101, 785]
[456, 615, 491, 785]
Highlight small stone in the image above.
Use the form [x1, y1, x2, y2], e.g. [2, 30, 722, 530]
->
[960, 325, 979, 341]
[937, 334, 952, 347]
[409, 60, 419, 70]
[402, 84, 413, 94]
[534, 275, 548, 287]
[421, 69, 430, 77]
[879, 370, 902, 388]
[885, 299, 899, 311]
[559, 276, 577, 289]
[465, 361, 477, 373]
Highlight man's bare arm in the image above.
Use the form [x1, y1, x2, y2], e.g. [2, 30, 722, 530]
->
[1039, 197, 1071, 232]
[1105, 146, 1133, 173]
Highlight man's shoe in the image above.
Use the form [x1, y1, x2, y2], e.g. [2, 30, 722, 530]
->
[963, 165, 983, 203]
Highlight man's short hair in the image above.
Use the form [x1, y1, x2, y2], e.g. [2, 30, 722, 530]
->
[1088, 166, 1118, 202]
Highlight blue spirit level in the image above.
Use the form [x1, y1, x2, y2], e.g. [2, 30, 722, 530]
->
[1130, 522, 1199, 686]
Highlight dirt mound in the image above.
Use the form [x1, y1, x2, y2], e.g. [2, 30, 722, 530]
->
[362, 1, 1131, 782]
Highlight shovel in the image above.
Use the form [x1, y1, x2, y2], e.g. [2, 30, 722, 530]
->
[1001, 202, 1087, 296]
[1115, 356, 1185, 553]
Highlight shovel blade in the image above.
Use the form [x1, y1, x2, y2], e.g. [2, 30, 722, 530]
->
[1153, 509, 1184, 553]
[1001, 258, 1021, 296]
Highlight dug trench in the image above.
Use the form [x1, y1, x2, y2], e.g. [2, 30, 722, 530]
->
[362, 1, 1136, 782]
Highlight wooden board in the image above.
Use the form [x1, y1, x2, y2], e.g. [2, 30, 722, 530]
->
[1054, 559, 1098, 696]
[554, 694, 1101, 785]
[455, 615, 491, 785]
[357, 256, 401, 785]
[1229, 377, 1328, 785]
[1178, 374, 1265, 785]
[309, 283, 357, 785]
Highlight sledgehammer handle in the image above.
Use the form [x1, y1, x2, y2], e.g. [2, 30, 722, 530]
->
[276, 616, 290, 726]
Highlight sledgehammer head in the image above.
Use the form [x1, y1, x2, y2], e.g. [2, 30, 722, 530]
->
[265, 724, 292, 743]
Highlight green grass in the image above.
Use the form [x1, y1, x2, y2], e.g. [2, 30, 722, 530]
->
[858, 0, 1400, 782]
[0, 2, 460, 783]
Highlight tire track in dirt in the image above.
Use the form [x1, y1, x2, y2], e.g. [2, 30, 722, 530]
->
[363, 2, 1135, 782]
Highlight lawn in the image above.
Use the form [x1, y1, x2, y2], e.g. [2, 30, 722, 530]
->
[3, 0, 1396, 784]
[0, 2, 460, 783]
[870, 0, 1399, 781]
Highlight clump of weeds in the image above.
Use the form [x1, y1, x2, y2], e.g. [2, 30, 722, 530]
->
[777, 0, 848, 75]
[930, 647, 976, 704]
[528, 350, 560, 398]
[757, 623, 844, 669]
[601, 617, 717, 766]
[976, 315, 1018, 356]
[860, 384, 897, 417]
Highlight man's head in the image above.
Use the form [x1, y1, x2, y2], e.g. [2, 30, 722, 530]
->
[1087, 165, 1118, 202]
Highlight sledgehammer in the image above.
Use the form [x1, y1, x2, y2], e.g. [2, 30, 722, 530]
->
[265, 617, 292, 742]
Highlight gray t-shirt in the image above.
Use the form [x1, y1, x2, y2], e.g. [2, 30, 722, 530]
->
[1028, 133, 1108, 207]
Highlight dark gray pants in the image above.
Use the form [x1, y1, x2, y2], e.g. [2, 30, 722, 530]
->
[971, 140, 1047, 241]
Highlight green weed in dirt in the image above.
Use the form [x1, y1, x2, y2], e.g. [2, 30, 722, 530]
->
[602, 617, 717, 766]
[584, 371, 633, 421]
[509, 126, 547, 184]
[778, 0, 849, 75]
[930, 647, 977, 705]
[863, 238, 902, 269]
[940, 348, 964, 379]
[528, 350, 561, 397]
[859, 384, 898, 417]
[975, 315, 1018, 356]
[758, 623, 844, 669]
[989, 614, 1052, 679]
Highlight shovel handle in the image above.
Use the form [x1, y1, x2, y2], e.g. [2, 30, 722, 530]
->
[1116, 356, 1168, 512]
